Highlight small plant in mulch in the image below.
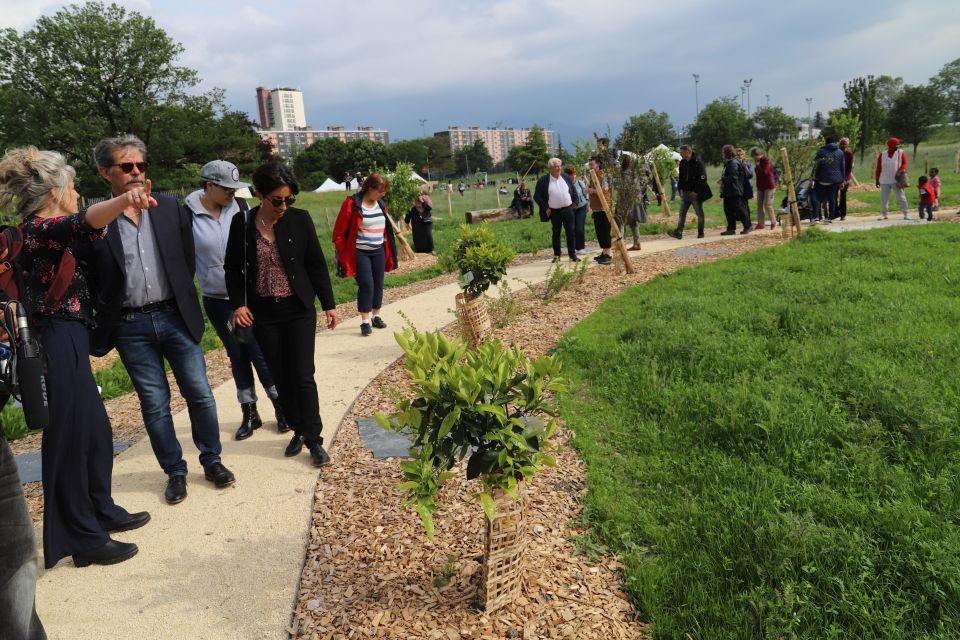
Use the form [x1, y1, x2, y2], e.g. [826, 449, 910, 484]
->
[541, 259, 588, 303]
[486, 280, 527, 329]
[376, 328, 566, 610]
[449, 225, 515, 345]
[376, 328, 565, 537]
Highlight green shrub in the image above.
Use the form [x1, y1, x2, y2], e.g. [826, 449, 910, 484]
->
[376, 329, 566, 539]
[450, 224, 515, 298]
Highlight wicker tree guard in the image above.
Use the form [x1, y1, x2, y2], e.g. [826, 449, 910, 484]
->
[455, 291, 491, 346]
[383, 211, 416, 261]
[479, 488, 527, 612]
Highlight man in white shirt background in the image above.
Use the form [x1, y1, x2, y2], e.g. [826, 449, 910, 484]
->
[534, 157, 582, 262]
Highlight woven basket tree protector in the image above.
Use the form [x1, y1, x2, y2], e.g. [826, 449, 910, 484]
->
[455, 292, 490, 346]
[479, 489, 527, 612]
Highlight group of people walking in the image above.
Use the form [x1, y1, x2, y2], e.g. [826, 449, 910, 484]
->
[0, 133, 412, 638]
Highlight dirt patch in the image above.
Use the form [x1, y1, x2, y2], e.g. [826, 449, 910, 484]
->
[290, 233, 785, 639]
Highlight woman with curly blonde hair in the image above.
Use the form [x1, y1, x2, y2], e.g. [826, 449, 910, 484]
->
[0, 147, 155, 570]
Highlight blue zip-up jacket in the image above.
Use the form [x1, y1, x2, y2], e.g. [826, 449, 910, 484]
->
[813, 142, 846, 184]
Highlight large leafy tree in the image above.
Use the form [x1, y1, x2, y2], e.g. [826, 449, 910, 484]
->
[453, 139, 493, 175]
[931, 57, 960, 123]
[615, 110, 677, 154]
[843, 76, 883, 162]
[294, 137, 348, 183]
[345, 138, 395, 175]
[885, 84, 944, 156]
[824, 109, 862, 150]
[389, 136, 450, 178]
[688, 97, 752, 164]
[505, 125, 549, 175]
[750, 106, 798, 148]
[0, 1, 258, 195]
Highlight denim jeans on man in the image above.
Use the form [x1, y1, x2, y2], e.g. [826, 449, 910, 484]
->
[114, 307, 221, 477]
[809, 182, 840, 221]
[0, 413, 46, 640]
[202, 296, 277, 404]
[677, 192, 705, 236]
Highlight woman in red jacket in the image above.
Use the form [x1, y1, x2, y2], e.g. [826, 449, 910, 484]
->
[750, 147, 777, 230]
[332, 173, 398, 336]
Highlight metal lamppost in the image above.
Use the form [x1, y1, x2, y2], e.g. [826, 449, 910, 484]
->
[692, 74, 700, 116]
[743, 78, 753, 115]
[740, 85, 746, 110]
[418, 118, 431, 180]
[765, 94, 770, 107]
[805, 98, 813, 123]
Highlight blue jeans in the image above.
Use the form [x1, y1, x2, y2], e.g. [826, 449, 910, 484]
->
[114, 307, 221, 476]
[573, 205, 588, 251]
[677, 192, 705, 236]
[203, 296, 277, 405]
[355, 246, 385, 313]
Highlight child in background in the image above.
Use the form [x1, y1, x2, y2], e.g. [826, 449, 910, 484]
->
[928, 167, 941, 211]
[918, 176, 936, 221]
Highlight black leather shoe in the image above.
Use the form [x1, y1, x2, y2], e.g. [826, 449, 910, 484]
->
[164, 475, 187, 505]
[235, 402, 262, 440]
[284, 433, 304, 457]
[271, 397, 290, 433]
[307, 441, 332, 467]
[204, 462, 236, 488]
[371, 316, 387, 329]
[73, 539, 138, 567]
[668, 229, 682, 240]
[361, 323, 372, 337]
[108, 511, 151, 533]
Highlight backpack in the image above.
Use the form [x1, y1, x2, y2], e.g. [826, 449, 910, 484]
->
[0, 223, 77, 314]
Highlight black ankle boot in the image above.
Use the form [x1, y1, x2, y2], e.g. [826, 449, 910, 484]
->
[235, 402, 262, 440]
[271, 397, 290, 433]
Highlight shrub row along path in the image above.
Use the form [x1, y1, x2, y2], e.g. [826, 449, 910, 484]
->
[33, 213, 944, 639]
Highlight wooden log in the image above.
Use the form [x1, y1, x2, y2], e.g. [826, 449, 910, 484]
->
[650, 161, 671, 219]
[465, 208, 518, 224]
[589, 169, 636, 274]
[778, 147, 803, 239]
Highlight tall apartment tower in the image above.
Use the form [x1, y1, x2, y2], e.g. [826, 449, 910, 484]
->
[255, 86, 307, 130]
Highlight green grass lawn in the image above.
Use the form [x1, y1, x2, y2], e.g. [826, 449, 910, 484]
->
[558, 224, 960, 639]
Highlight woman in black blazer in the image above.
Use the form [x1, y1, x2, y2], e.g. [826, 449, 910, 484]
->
[224, 162, 340, 466]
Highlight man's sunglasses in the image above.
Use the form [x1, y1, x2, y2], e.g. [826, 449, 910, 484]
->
[266, 195, 296, 208]
[109, 162, 148, 173]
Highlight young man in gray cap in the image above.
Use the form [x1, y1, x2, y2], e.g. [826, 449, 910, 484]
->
[184, 160, 289, 441]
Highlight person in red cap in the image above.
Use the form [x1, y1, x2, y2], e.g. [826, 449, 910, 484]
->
[874, 137, 910, 220]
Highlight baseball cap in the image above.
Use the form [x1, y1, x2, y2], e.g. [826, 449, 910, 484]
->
[200, 160, 249, 189]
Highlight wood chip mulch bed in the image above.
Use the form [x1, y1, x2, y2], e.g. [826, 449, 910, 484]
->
[291, 232, 785, 640]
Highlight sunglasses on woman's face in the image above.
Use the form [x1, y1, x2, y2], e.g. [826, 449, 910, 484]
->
[267, 195, 296, 208]
[110, 162, 148, 174]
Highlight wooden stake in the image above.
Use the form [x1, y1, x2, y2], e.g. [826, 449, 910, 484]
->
[589, 169, 635, 274]
[778, 147, 803, 239]
[472, 187, 478, 210]
[955, 148, 959, 174]
[925, 152, 929, 176]
[496, 189, 502, 207]
[447, 186, 453, 216]
[650, 161, 671, 219]
[322, 208, 333, 232]
[383, 211, 415, 261]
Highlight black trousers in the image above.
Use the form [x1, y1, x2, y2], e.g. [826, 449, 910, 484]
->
[39, 320, 129, 569]
[838, 184, 848, 219]
[550, 206, 576, 258]
[592, 211, 612, 249]
[252, 297, 323, 444]
[1, 399, 46, 639]
[723, 196, 750, 231]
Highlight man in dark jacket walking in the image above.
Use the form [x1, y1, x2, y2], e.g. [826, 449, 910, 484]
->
[90, 135, 233, 506]
[534, 157, 581, 262]
[810, 136, 846, 223]
[720, 144, 751, 235]
[670, 145, 709, 239]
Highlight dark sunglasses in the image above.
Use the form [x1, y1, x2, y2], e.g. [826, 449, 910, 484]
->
[266, 195, 296, 208]
[110, 162, 148, 173]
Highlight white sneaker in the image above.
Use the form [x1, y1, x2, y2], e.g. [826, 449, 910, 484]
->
[904, 215, 912, 221]
[576, 249, 586, 256]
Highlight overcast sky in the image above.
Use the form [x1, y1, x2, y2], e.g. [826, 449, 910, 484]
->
[4, 0, 959, 143]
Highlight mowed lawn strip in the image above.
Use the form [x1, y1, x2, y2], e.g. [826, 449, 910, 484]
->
[559, 224, 960, 639]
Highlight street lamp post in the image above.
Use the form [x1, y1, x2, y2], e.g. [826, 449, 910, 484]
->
[805, 98, 813, 123]
[740, 85, 746, 110]
[418, 118, 431, 180]
[743, 78, 753, 115]
[692, 73, 700, 116]
[765, 94, 770, 107]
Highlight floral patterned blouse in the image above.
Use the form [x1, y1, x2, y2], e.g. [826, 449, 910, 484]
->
[20, 210, 105, 325]
[255, 233, 293, 298]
